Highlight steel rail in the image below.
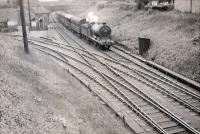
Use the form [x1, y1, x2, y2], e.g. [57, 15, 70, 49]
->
[82, 51, 200, 114]
[34, 47, 168, 134]
[109, 47, 200, 103]
[112, 45, 200, 93]
[15, 32, 200, 115]
[50, 16, 92, 66]
[34, 47, 158, 133]
[109, 64, 200, 113]
[34, 44, 200, 133]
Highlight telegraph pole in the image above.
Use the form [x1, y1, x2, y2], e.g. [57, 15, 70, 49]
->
[19, 0, 29, 54]
[28, 0, 32, 30]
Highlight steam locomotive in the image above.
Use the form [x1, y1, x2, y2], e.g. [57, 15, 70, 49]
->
[56, 11, 113, 50]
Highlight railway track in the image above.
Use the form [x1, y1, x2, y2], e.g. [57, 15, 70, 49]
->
[10, 32, 200, 132]
[15, 35, 200, 115]
[109, 46, 200, 111]
[99, 49, 200, 109]
[33, 42, 199, 133]
[52, 16, 200, 112]
[7, 14, 200, 134]
[32, 44, 199, 134]
[52, 14, 199, 133]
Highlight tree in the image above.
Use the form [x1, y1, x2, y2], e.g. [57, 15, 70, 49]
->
[135, 0, 149, 9]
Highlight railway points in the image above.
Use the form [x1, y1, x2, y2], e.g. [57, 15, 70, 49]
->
[2, 2, 200, 133]
[8, 13, 200, 134]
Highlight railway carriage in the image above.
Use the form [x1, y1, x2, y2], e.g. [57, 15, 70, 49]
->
[63, 14, 72, 28]
[70, 15, 86, 34]
[63, 14, 71, 28]
[81, 23, 91, 40]
[56, 12, 65, 24]
[57, 12, 71, 28]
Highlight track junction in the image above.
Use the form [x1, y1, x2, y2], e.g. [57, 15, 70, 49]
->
[8, 14, 200, 134]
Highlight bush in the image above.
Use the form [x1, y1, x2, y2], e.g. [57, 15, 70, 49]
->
[135, 0, 149, 9]
[97, 3, 105, 10]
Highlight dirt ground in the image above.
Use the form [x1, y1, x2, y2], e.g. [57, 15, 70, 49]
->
[71, 1, 200, 83]
[0, 33, 132, 134]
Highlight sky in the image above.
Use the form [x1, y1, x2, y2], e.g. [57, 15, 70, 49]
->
[0, 0, 59, 2]
[38, 0, 59, 2]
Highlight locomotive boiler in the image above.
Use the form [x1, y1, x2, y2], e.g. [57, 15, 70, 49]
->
[91, 23, 111, 37]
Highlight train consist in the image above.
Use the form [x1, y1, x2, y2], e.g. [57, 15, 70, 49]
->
[56, 11, 113, 50]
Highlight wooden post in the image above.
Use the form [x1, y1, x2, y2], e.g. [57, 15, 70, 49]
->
[190, 0, 193, 13]
[138, 37, 151, 56]
[19, 0, 29, 54]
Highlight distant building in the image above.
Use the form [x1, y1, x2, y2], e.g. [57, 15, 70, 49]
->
[0, 18, 8, 31]
[0, 8, 19, 25]
[0, 8, 18, 32]
[34, 7, 50, 30]
[174, 0, 200, 13]
[0, 0, 18, 8]
[0, 0, 7, 5]
[134, 0, 200, 13]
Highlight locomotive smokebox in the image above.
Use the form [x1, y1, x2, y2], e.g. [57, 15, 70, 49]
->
[91, 23, 111, 37]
